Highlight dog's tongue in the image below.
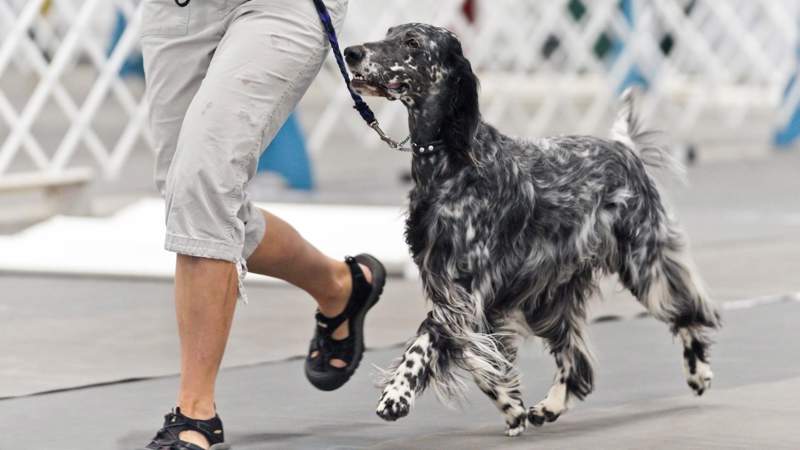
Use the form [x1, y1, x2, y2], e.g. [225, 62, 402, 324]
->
[385, 81, 404, 91]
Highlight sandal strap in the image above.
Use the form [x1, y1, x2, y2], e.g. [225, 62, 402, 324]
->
[307, 255, 373, 368]
[148, 407, 225, 449]
[326, 334, 356, 363]
[313, 256, 371, 336]
[309, 333, 355, 366]
[314, 311, 347, 336]
[345, 255, 372, 308]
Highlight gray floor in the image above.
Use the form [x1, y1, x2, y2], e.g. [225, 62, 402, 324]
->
[0, 146, 798, 447]
[1, 301, 799, 449]
[3, 45, 800, 448]
[3, 154, 800, 398]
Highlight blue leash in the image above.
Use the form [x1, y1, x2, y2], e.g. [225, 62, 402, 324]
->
[311, 0, 408, 149]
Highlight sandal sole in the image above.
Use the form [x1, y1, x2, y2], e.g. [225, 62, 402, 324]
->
[304, 253, 386, 391]
[137, 444, 230, 450]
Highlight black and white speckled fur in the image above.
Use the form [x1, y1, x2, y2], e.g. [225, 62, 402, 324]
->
[345, 24, 721, 436]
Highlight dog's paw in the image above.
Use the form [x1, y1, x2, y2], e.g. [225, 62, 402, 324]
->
[376, 387, 412, 421]
[504, 414, 527, 437]
[686, 360, 713, 396]
[527, 404, 561, 428]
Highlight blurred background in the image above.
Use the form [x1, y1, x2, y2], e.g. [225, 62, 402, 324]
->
[1, 1, 799, 449]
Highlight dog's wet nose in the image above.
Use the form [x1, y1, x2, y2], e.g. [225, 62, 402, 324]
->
[344, 45, 365, 64]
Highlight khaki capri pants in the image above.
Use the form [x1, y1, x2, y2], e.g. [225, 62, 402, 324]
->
[141, 0, 347, 296]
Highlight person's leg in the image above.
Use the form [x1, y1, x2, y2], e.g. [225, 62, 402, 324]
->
[152, 0, 350, 447]
[141, 2, 233, 448]
[140, 6, 219, 199]
[173, 211, 367, 450]
[173, 256, 238, 447]
[247, 210, 371, 348]
[141, 3, 233, 448]
[228, 0, 356, 362]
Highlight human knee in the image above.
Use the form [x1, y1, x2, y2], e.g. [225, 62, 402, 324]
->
[162, 161, 247, 262]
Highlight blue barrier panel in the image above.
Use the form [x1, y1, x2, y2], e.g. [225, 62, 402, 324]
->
[614, 0, 649, 93]
[108, 9, 144, 77]
[774, 39, 800, 149]
[257, 113, 314, 191]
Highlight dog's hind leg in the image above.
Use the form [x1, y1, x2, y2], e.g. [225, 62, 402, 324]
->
[467, 320, 527, 436]
[677, 326, 715, 395]
[376, 315, 449, 422]
[526, 280, 596, 427]
[619, 224, 721, 396]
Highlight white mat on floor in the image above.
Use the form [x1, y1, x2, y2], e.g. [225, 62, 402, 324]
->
[0, 199, 414, 281]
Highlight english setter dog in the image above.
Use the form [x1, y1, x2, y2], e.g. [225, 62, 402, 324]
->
[344, 24, 721, 436]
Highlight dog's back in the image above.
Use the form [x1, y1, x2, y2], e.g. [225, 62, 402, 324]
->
[504, 90, 719, 326]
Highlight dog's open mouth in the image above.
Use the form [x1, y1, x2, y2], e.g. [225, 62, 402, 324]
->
[350, 71, 407, 98]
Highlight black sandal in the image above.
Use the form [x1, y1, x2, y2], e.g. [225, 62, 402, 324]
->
[305, 254, 386, 391]
[140, 407, 230, 450]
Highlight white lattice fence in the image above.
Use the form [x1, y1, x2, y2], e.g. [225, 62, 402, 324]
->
[0, 0, 147, 180]
[312, 0, 798, 153]
[0, 0, 796, 184]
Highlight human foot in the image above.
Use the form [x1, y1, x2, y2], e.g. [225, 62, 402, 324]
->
[311, 260, 373, 368]
[140, 408, 229, 450]
[305, 254, 386, 390]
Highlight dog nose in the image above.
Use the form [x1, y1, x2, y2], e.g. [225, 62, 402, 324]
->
[344, 45, 365, 64]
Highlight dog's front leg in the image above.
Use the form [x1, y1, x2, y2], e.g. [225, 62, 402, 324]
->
[466, 328, 527, 437]
[376, 317, 440, 421]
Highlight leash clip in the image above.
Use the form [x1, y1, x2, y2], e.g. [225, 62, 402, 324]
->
[370, 121, 411, 151]
[370, 121, 399, 148]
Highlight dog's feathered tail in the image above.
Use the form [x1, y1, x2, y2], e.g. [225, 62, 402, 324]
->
[611, 88, 686, 182]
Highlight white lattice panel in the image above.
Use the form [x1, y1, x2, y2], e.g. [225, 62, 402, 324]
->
[0, 0, 796, 183]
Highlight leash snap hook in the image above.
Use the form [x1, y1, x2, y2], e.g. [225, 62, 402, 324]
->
[370, 121, 399, 149]
[370, 121, 412, 151]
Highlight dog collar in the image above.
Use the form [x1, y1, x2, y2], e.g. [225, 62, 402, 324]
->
[411, 140, 446, 157]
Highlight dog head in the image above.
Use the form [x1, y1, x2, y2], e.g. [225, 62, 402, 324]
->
[344, 23, 458, 104]
[345, 23, 480, 152]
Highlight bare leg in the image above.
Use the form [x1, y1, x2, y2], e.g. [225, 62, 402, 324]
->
[247, 209, 372, 347]
[247, 209, 370, 316]
[174, 255, 239, 448]
[176, 209, 371, 448]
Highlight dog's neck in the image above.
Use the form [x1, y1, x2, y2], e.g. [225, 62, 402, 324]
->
[404, 73, 485, 183]
[407, 97, 446, 149]
[407, 114, 485, 188]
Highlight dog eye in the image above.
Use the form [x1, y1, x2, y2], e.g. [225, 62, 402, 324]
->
[405, 38, 421, 49]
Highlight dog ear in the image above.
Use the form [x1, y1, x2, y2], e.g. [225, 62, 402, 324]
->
[442, 42, 480, 154]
